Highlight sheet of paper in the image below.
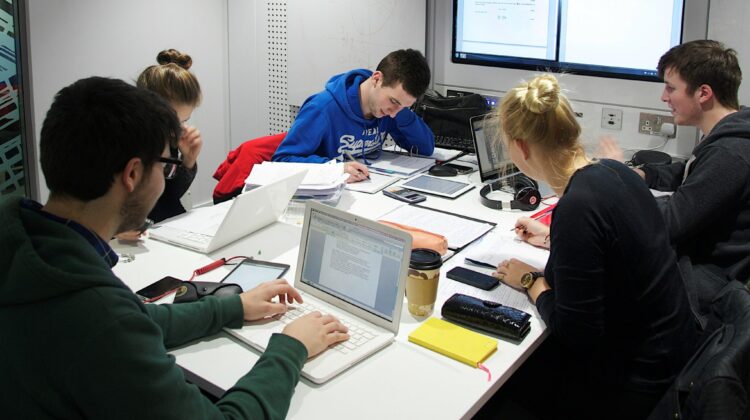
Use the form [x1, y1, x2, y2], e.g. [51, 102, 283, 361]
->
[438, 273, 536, 314]
[382, 144, 463, 162]
[245, 161, 341, 186]
[345, 172, 399, 193]
[463, 230, 549, 270]
[378, 205, 494, 249]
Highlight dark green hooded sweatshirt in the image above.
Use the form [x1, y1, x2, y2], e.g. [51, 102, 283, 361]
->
[0, 197, 307, 419]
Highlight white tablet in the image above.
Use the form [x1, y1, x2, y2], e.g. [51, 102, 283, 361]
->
[401, 174, 475, 199]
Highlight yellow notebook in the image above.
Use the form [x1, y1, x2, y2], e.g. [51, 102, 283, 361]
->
[408, 317, 497, 367]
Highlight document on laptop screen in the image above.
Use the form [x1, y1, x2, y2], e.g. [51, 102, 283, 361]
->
[300, 208, 406, 321]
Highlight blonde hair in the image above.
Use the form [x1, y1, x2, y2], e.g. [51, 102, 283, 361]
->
[137, 49, 202, 107]
[496, 74, 584, 185]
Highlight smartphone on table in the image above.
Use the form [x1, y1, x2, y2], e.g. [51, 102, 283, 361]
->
[221, 259, 290, 292]
[383, 186, 426, 204]
[446, 266, 499, 290]
[135, 276, 183, 302]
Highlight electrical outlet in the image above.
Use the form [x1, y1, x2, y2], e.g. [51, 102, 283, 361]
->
[639, 112, 675, 136]
[601, 108, 623, 130]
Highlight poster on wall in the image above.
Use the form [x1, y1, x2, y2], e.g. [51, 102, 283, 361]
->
[0, 0, 25, 197]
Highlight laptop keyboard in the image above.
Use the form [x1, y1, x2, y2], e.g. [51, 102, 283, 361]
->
[176, 231, 212, 245]
[280, 302, 377, 354]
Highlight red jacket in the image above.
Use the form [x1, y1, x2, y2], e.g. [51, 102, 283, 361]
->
[212, 133, 285, 203]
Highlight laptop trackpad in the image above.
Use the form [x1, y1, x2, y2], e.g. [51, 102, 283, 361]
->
[243, 321, 285, 349]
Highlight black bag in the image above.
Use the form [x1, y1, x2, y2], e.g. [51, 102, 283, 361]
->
[441, 293, 532, 341]
[413, 90, 489, 148]
[173, 281, 242, 303]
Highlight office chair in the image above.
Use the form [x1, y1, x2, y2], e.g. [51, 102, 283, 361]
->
[648, 280, 750, 420]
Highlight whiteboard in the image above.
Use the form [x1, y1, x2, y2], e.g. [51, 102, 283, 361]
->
[287, 0, 426, 106]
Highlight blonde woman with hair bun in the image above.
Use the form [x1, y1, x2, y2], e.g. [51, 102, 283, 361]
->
[486, 74, 699, 419]
[116, 49, 203, 240]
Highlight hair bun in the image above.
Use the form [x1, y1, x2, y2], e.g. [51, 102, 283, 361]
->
[522, 74, 560, 114]
[156, 49, 193, 70]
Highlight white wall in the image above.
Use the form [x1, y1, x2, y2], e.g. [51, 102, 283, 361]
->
[227, 0, 266, 148]
[708, 0, 750, 105]
[27, 0, 229, 206]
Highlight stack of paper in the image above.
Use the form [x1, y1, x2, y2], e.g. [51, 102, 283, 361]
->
[245, 161, 349, 203]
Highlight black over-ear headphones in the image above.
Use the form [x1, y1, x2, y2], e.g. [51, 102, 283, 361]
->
[480, 174, 541, 211]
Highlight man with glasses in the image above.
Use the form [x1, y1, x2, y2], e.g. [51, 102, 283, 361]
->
[272, 49, 435, 182]
[0, 77, 349, 418]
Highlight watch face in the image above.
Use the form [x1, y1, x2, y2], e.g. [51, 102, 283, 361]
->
[521, 272, 533, 288]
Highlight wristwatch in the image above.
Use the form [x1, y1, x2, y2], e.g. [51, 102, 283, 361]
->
[520, 271, 544, 289]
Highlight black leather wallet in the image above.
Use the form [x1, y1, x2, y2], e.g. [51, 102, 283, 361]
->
[173, 281, 242, 304]
[441, 293, 532, 341]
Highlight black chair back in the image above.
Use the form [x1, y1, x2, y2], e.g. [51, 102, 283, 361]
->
[648, 281, 750, 420]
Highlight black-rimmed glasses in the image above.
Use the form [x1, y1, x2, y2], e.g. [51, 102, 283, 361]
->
[159, 156, 182, 180]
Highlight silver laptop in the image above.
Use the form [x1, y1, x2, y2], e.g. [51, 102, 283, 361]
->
[149, 170, 306, 253]
[226, 201, 412, 384]
[470, 113, 516, 182]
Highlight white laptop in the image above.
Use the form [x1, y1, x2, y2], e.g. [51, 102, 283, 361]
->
[149, 170, 306, 253]
[226, 201, 413, 384]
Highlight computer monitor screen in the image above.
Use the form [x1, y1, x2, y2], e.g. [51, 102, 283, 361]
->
[470, 114, 514, 182]
[452, 0, 685, 82]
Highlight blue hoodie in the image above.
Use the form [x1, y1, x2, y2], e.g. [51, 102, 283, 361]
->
[273, 69, 434, 163]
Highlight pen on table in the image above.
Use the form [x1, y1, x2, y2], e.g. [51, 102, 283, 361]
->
[343, 151, 370, 180]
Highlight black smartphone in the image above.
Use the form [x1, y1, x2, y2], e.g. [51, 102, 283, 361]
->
[135, 276, 183, 302]
[221, 259, 290, 292]
[383, 186, 426, 203]
[446, 266, 499, 290]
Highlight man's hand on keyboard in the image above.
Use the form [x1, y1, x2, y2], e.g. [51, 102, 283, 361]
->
[283, 313, 350, 358]
[239, 279, 303, 321]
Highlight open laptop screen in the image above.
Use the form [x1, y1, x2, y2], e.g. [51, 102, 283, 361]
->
[300, 207, 407, 322]
[471, 114, 515, 182]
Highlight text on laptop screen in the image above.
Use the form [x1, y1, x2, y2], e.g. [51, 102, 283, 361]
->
[473, 115, 513, 181]
[300, 208, 407, 322]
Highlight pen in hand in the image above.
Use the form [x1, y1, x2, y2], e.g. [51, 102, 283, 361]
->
[343, 151, 370, 180]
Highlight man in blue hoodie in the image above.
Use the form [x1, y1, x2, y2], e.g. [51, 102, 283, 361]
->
[273, 49, 435, 182]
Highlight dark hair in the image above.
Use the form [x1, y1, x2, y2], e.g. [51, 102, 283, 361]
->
[658, 40, 742, 109]
[137, 49, 202, 106]
[376, 49, 431, 98]
[40, 77, 181, 201]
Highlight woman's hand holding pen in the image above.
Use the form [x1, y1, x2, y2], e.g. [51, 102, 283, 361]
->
[514, 217, 551, 249]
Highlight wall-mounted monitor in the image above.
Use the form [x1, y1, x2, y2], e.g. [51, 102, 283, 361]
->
[452, 0, 685, 82]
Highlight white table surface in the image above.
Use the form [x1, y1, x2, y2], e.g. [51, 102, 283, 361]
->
[111, 174, 549, 420]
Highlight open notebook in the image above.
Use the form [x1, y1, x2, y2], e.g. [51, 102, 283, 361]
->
[226, 201, 413, 384]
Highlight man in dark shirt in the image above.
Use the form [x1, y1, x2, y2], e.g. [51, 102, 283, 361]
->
[600, 40, 750, 288]
[0, 77, 348, 419]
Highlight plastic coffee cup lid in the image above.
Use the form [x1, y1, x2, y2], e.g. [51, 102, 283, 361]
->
[409, 248, 442, 270]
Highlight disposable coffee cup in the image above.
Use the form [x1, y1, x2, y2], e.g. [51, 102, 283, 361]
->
[406, 248, 443, 316]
